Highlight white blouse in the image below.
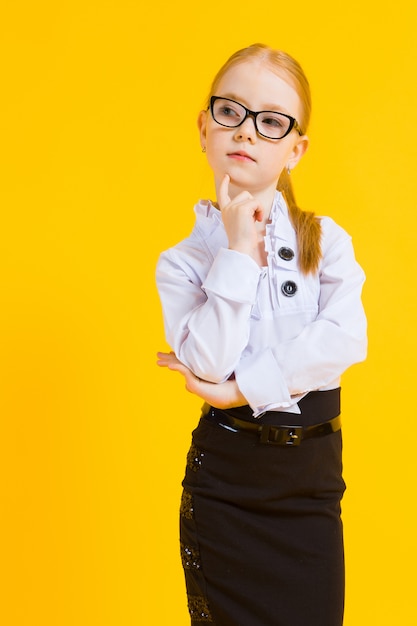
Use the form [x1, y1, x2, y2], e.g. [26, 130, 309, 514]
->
[156, 191, 367, 417]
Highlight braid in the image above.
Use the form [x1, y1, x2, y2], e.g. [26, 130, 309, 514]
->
[277, 170, 322, 274]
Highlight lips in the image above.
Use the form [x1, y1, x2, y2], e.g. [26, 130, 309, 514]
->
[227, 151, 256, 162]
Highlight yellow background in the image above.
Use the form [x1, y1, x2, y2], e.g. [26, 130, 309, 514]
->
[1, 1, 416, 624]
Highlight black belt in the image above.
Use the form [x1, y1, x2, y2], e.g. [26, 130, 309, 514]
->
[203, 406, 341, 447]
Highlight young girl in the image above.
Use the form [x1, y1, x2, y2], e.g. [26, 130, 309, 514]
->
[156, 43, 367, 626]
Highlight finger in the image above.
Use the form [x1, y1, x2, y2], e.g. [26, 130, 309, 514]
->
[232, 195, 263, 221]
[220, 196, 263, 227]
[156, 351, 176, 366]
[168, 362, 189, 375]
[217, 174, 231, 210]
[227, 191, 255, 208]
[254, 206, 264, 222]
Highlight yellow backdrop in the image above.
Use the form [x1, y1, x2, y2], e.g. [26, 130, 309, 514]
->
[1, 1, 416, 624]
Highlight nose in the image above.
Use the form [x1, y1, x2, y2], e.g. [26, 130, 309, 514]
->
[233, 115, 257, 143]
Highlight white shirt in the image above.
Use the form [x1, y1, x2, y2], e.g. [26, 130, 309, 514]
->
[156, 191, 367, 417]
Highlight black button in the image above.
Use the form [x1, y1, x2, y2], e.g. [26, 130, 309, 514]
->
[278, 247, 294, 261]
[281, 281, 298, 297]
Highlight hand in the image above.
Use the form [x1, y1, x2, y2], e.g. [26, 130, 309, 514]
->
[218, 174, 264, 259]
[156, 351, 247, 409]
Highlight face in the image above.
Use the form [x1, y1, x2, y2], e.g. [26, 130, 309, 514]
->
[198, 60, 309, 201]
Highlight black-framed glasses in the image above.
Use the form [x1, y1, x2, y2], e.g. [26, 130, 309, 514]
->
[209, 96, 303, 140]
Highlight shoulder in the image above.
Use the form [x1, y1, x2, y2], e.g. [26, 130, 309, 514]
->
[320, 216, 351, 243]
[156, 199, 227, 279]
[318, 216, 355, 257]
[318, 216, 365, 279]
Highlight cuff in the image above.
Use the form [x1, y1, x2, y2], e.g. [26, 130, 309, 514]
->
[202, 248, 261, 303]
[235, 347, 296, 417]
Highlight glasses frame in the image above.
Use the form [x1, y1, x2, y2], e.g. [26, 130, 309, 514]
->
[209, 96, 303, 140]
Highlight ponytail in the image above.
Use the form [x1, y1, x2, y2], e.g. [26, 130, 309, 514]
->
[277, 170, 322, 275]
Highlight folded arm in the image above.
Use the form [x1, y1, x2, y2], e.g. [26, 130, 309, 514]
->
[156, 222, 367, 415]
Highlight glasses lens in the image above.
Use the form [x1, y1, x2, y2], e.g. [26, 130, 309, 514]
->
[211, 98, 246, 128]
[257, 112, 291, 139]
[211, 97, 295, 139]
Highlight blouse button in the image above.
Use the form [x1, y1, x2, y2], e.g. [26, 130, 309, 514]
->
[278, 247, 295, 261]
[281, 280, 298, 297]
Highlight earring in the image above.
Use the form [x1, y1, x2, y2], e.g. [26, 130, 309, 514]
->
[202, 147, 206, 153]
[287, 165, 291, 175]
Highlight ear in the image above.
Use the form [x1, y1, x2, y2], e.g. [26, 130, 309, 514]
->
[287, 135, 309, 171]
[197, 110, 208, 151]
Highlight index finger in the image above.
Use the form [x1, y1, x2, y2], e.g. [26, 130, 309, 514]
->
[217, 174, 230, 210]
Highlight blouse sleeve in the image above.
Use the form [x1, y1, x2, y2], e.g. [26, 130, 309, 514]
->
[156, 245, 263, 382]
[234, 224, 367, 415]
[156, 218, 367, 417]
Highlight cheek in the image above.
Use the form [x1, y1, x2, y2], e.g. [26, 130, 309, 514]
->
[267, 141, 294, 166]
[265, 146, 288, 170]
[206, 124, 226, 146]
[205, 129, 228, 161]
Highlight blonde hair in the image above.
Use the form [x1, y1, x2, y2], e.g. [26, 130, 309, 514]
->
[207, 43, 321, 274]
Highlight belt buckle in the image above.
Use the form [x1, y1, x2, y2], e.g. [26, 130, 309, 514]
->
[259, 424, 302, 446]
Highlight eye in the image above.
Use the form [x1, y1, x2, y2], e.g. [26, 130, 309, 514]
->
[262, 115, 284, 128]
[218, 104, 242, 120]
[220, 106, 237, 117]
[212, 99, 246, 125]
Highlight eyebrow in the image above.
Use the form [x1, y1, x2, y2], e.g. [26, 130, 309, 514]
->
[218, 92, 293, 116]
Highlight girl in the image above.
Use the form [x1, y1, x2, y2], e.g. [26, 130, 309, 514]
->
[156, 43, 367, 626]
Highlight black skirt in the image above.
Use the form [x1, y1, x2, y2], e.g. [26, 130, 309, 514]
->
[180, 390, 346, 626]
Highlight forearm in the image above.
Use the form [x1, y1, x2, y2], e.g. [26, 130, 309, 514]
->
[156, 351, 247, 409]
[157, 247, 262, 381]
